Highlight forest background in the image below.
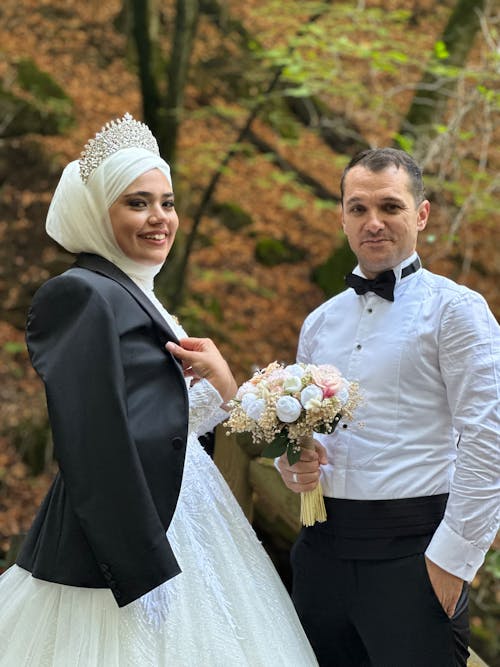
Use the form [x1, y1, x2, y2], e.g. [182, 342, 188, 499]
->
[0, 0, 499, 662]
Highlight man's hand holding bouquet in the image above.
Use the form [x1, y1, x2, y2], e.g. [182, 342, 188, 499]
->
[225, 361, 361, 526]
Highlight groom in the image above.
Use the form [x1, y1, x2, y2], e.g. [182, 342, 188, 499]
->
[277, 148, 500, 666]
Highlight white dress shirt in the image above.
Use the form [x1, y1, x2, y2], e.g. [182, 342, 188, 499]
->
[298, 252, 500, 581]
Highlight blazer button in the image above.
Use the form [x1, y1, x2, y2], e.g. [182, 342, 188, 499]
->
[172, 436, 184, 450]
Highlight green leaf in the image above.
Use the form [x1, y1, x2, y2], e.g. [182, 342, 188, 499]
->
[393, 133, 414, 153]
[261, 431, 288, 458]
[280, 193, 304, 210]
[313, 199, 336, 211]
[286, 443, 302, 466]
[435, 124, 449, 135]
[483, 549, 500, 577]
[3, 341, 25, 354]
[316, 413, 342, 435]
[434, 40, 449, 60]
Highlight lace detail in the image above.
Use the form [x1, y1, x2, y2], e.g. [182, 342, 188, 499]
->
[188, 379, 228, 436]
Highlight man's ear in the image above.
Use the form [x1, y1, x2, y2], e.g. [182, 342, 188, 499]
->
[340, 205, 346, 233]
[417, 200, 430, 231]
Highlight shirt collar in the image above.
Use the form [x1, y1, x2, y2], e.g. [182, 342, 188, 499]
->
[353, 252, 421, 285]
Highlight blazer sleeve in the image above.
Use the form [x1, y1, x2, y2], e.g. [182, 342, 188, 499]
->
[26, 273, 181, 606]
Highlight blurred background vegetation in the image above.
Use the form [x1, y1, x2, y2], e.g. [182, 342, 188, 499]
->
[0, 0, 498, 662]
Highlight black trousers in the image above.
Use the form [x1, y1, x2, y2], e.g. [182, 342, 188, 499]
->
[291, 505, 470, 667]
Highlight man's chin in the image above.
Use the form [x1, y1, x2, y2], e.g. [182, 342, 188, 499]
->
[358, 250, 402, 275]
[359, 259, 394, 277]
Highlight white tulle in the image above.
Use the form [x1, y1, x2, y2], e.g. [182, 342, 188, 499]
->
[0, 377, 317, 666]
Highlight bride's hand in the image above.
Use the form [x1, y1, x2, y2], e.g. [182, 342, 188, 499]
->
[166, 337, 237, 405]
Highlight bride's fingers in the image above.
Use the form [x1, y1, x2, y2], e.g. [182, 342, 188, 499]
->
[167, 343, 208, 376]
[176, 337, 214, 352]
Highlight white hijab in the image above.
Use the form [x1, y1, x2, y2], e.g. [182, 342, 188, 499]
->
[46, 146, 172, 290]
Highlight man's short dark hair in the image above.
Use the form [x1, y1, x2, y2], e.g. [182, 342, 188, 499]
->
[340, 148, 426, 205]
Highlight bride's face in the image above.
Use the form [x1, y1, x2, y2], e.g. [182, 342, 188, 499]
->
[109, 168, 179, 265]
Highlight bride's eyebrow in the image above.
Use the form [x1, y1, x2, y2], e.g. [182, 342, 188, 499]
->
[123, 190, 174, 198]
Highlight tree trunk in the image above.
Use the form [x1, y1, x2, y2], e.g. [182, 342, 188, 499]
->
[164, 5, 332, 310]
[400, 0, 487, 158]
[129, 0, 160, 132]
[159, 0, 200, 169]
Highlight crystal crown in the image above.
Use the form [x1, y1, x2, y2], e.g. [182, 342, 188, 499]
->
[79, 112, 160, 183]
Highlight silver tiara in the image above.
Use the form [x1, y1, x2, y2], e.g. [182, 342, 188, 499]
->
[79, 112, 160, 183]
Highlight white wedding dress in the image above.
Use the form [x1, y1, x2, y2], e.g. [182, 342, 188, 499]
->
[0, 306, 317, 667]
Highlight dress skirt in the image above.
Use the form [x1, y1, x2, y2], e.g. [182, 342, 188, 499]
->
[0, 434, 317, 666]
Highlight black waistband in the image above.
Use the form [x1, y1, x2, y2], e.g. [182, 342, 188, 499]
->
[322, 493, 448, 539]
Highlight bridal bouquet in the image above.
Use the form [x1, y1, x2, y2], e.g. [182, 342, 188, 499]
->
[225, 361, 361, 526]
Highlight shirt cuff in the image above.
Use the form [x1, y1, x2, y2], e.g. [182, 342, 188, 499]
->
[425, 520, 486, 582]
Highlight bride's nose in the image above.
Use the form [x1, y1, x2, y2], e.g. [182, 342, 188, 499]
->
[148, 208, 167, 224]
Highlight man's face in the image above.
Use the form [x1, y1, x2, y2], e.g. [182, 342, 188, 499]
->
[341, 165, 430, 279]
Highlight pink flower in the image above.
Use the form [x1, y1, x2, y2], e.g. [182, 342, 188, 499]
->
[310, 365, 343, 399]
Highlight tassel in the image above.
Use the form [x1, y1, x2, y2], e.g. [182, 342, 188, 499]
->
[298, 436, 327, 526]
[300, 483, 327, 526]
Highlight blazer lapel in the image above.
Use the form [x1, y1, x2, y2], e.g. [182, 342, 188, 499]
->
[73, 253, 181, 347]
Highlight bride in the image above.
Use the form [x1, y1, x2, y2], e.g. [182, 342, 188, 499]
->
[0, 114, 318, 666]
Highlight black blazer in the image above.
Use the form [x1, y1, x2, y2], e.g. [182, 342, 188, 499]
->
[17, 253, 189, 607]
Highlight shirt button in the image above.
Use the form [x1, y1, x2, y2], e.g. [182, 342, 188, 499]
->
[356, 344, 362, 350]
[172, 436, 184, 450]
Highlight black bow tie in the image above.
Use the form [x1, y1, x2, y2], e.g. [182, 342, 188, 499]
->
[345, 258, 421, 302]
[345, 270, 396, 301]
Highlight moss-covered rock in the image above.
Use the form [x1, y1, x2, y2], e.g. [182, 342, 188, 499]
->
[212, 201, 254, 231]
[16, 59, 68, 103]
[10, 417, 51, 477]
[255, 236, 306, 266]
[311, 239, 356, 297]
[0, 59, 74, 138]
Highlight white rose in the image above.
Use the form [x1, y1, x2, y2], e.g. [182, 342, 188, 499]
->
[241, 392, 258, 411]
[236, 382, 257, 400]
[300, 384, 324, 409]
[283, 376, 302, 393]
[286, 364, 305, 378]
[245, 398, 266, 421]
[275, 396, 302, 423]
